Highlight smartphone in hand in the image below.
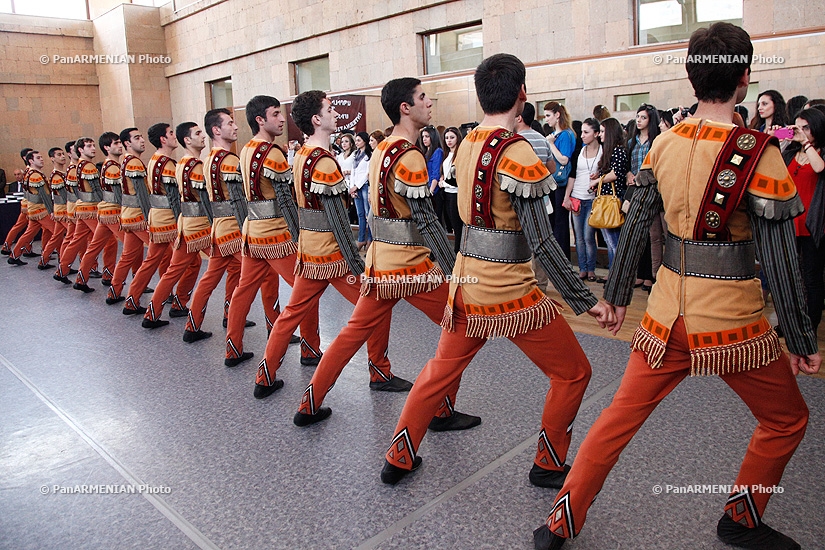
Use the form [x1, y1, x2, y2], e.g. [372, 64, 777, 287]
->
[774, 127, 795, 140]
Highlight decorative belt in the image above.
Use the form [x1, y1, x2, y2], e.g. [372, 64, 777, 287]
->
[121, 194, 140, 208]
[149, 194, 171, 209]
[102, 190, 118, 204]
[299, 207, 331, 232]
[26, 192, 42, 204]
[181, 201, 207, 217]
[53, 196, 67, 205]
[247, 199, 283, 220]
[66, 190, 78, 201]
[77, 191, 96, 202]
[371, 217, 423, 246]
[460, 225, 532, 263]
[663, 232, 756, 280]
[210, 201, 234, 219]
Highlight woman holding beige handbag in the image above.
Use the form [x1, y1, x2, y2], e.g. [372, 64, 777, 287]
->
[589, 118, 629, 283]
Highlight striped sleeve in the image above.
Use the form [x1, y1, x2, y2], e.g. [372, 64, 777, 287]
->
[511, 194, 598, 315]
[603, 182, 663, 306]
[408, 197, 455, 274]
[750, 215, 818, 356]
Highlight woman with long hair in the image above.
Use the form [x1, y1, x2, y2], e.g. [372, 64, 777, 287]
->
[349, 131, 373, 250]
[594, 117, 630, 282]
[750, 90, 789, 133]
[419, 126, 445, 227]
[627, 104, 662, 291]
[439, 126, 463, 252]
[368, 130, 385, 150]
[783, 108, 825, 332]
[337, 133, 357, 223]
[544, 101, 576, 259]
[563, 118, 601, 281]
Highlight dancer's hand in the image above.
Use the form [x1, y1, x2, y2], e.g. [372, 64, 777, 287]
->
[608, 305, 626, 335]
[790, 352, 821, 375]
[587, 300, 616, 329]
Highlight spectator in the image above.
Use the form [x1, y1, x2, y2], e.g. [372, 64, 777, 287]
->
[349, 131, 373, 251]
[544, 101, 577, 260]
[786, 94, 808, 121]
[783, 107, 825, 332]
[439, 126, 463, 252]
[593, 104, 611, 122]
[749, 89, 788, 133]
[563, 117, 602, 281]
[419, 126, 445, 228]
[594, 117, 630, 281]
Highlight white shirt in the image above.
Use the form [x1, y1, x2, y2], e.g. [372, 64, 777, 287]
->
[350, 151, 370, 190]
[571, 145, 602, 201]
[441, 151, 458, 194]
[337, 151, 355, 186]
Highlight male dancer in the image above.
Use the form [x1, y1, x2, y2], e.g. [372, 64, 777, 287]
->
[106, 127, 150, 304]
[43, 147, 70, 267]
[142, 122, 210, 327]
[172, 108, 245, 334]
[380, 54, 614, 485]
[293, 78, 477, 428]
[73, 132, 124, 292]
[221, 95, 319, 364]
[8, 150, 55, 266]
[534, 23, 820, 550]
[253, 90, 394, 400]
[59, 141, 81, 265]
[2, 149, 35, 256]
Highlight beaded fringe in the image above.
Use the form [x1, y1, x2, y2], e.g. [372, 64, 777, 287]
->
[296, 258, 349, 280]
[630, 326, 667, 370]
[246, 240, 297, 260]
[121, 220, 148, 232]
[440, 303, 455, 332]
[361, 265, 445, 299]
[179, 233, 212, 253]
[75, 210, 97, 220]
[150, 229, 178, 244]
[216, 237, 242, 257]
[444, 296, 560, 339]
[28, 209, 48, 221]
[98, 213, 121, 225]
[689, 329, 781, 376]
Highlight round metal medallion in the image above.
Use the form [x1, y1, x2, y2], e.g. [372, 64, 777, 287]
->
[474, 185, 483, 199]
[303, 169, 311, 179]
[383, 157, 391, 168]
[473, 216, 486, 227]
[500, 131, 514, 139]
[717, 169, 737, 188]
[481, 152, 492, 167]
[736, 134, 756, 151]
[379, 207, 390, 217]
[251, 161, 259, 169]
[705, 211, 721, 228]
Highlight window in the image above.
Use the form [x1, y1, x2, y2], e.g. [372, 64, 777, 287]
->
[615, 92, 650, 113]
[637, 0, 742, 45]
[423, 24, 483, 75]
[537, 99, 565, 113]
[0, 0, 88, 19]
[743, 83, 760, 104]
[292, 56, 330, 95]
[209, 78, 234, 110]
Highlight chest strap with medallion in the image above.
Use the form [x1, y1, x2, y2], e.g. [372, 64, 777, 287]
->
[470, 129, 525, 228]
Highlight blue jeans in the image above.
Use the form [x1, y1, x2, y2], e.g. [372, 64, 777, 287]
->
[601, 227, 621, 269]
[572, 198, 597, 273]
[354, 185, 372, 243]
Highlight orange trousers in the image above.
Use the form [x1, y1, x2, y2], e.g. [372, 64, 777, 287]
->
[57, 217, 96, 277]
[3, 211, 30, 251]
[143, 245, 203, 321]
[41, 217, 68, 265]
[59, 220, 76, 260]
[184, 251, 241, 332]
[225, 254, 320, 360]
[123, 241, 176, 310]
[108, 230, 149, 298]
[256, 273, 391, 388]
[385, 288, 592, 472]
[77, 221, 122, 284]
[299, 283, 448, 415]
[543, 317, 809, 539]
[11, 216, 54, 260]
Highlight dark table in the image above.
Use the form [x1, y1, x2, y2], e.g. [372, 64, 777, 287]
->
[0, 193, 23, 243]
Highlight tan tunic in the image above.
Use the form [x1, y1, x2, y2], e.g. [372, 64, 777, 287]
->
[293, 145, 348, 279]
[65, 164, 78, 221]
[147, 153, 178, 243]
[98, 159, 122, 225]
[120, 155, 148, 232]
[175, 155, 212, 253]
[239, 139, 296, 259]
[364, 135, 444, 298]
[448, 126, 558, 338]
[50, 169, 67, 222]
[205, 147, 243, 256]
[74, 160, 100, 220]
[634, 119, 797, 374]
[24, 169, 49, 221]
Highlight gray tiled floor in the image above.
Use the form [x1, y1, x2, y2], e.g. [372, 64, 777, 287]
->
[1, 260, 823, 549]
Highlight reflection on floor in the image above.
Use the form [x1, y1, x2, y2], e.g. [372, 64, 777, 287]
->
[1, 261, 822, 549]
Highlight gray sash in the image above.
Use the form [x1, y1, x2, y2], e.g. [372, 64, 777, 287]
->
[26, 192, 43, 204]
[210, 201, 235, 219]
[460, 225, 532, 263]
[299, 207, 331, 232]
[247, 199, 283, 220]
[149, 194, 171, 209]
[77, 191, 96, 203]
[662, 232, 756, 280]
[181, 202, 207, 218]
[102, 190, 118, 204]
[121, 194, 141, 208]
[371, 217, 423, 246]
